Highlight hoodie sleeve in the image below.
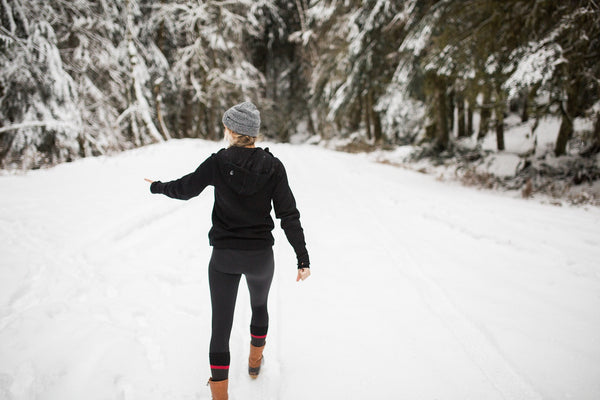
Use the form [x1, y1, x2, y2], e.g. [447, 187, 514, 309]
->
[272, 160, 310, 268]
[150, 155, 215, 200]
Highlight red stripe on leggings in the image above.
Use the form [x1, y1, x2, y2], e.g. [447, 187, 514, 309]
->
[210, 365, 230, 370]
[251, 334, 267, 339]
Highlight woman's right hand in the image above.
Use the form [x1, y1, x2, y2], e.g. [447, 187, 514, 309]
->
[296, 268, 311, 282]
[144, 178, 154, 183]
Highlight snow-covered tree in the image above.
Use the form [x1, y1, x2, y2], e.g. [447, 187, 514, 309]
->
[2, 0, 599, 170]
[393, 0, 600, 155]
[0, 3, 81, 169]
[503, 1, 600, 156]
[0, 0, 165, 168]
[306, 0, 405, 142]
[152, 0, 268, 140]
[248, 0, 313, 140]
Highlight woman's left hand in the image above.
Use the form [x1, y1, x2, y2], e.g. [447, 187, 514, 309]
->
[296, 268, 311, 282]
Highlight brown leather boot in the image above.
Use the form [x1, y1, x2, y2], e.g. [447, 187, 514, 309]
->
[208, 378, 228, 400]
[248, 343, 265, 378]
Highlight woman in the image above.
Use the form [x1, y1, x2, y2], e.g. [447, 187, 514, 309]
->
[145, 101, 310, 400]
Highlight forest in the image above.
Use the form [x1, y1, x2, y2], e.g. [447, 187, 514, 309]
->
[1, 0, 599, 190]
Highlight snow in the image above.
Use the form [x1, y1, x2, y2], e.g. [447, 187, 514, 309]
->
[1, 139, 600, 399]
[504, 43, 562, 97]
[475, 152, 522, 178]
[307, 3, 336, 24]
[478, 116, 561, 157]
[377, 82, 426, 140]
[377, 115, 560, 167]
[400, 22, 432, 56]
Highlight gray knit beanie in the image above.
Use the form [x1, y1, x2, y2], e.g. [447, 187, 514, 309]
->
[222, 101, 261, 137]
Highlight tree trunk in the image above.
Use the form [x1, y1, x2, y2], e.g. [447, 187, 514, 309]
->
[478, 85, 491, 141]
[521, 89, 529, 123]
[466, 98, 474, 137]
[554, 108, 573, 156]
[306, 109, 317, 136]
[373, 109, 382, 144]
[594, 112, 600, 149]
[194, 101, 205, 138]
[365, 92, 372, 141]
[349, 95, 362, 131]
[580, 112, 600, 156]
[494, 84, 506, 151]
[555, 88, 576, 156]
[448, 89, 455, 137]
[203, 105, 210, 139]
[207, 102, 216, 141]
[125, 1, 162, 144]
[457, 92, 466, 137]
[495, 112, 505, 151]
[153, 10, 170, 141]
[434, 76, 449, 150]
[367, 90, 382, 143]
[180, 81, 193, 138]
[153, 80, 171, 140]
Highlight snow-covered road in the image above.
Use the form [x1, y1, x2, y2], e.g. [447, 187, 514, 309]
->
[1, 139, 599, 399]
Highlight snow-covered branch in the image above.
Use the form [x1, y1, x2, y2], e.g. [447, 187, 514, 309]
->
[0, 120, 80, 134]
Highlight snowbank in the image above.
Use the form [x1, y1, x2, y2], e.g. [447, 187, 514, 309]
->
[367, 116, 600, 205]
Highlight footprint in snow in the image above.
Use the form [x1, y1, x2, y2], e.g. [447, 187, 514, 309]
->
[134, 313, 165, 371]
[114, 375, 134, 400]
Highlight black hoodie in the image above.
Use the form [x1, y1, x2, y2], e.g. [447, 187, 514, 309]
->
[150, 146, 309, 268]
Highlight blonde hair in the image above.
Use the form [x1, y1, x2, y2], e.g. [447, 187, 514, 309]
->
[225, 127, 257, 148]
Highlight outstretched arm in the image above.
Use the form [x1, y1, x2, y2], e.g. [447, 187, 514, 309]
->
[146, 155, 215, 200]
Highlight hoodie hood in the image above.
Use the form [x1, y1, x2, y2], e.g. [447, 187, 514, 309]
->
[216, 147, 275, 196]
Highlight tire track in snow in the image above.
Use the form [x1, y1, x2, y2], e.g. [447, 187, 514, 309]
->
[419, 210, 536, 254]
[399, 246, 543, 400]
[85, 203, 192, 250]
[0, 263, 48, 333]
[282, 144, 543, 399]
[344, 170, 544, 400]
[134, 312, 165, 372]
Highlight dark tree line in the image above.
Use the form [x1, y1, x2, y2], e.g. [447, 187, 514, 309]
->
[1, 0, 599, 169]
[305, 0, 600, 156]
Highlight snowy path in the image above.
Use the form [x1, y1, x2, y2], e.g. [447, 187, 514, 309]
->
[1, 139, 599, 400]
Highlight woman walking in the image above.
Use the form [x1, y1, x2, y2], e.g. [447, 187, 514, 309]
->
[145, 101, 310, 400]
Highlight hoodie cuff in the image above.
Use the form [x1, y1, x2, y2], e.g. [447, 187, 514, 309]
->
[150, 181, 164, 194]
[297, 253, 310, 269]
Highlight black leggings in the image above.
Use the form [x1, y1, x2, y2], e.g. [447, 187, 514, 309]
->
[208, 247, 274, 376]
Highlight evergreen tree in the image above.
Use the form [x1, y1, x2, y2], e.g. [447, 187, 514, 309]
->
[0, 2, 81, 169]
[247, 0, 312, 140]
[0, 0, 165, 168]
[307, 0, 404, 142]
[162, 0, 267, 140]
[1, 0, 599, 170]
